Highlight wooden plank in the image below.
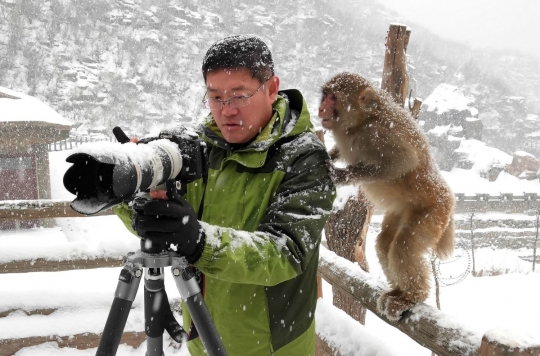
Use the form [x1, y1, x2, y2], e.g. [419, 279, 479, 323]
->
[0, 331, 145, 356]
[318, 248, 481, 356]
[316, 335, 343, 356]
[0, 308, 56, 318]
[1, 257, 125, 274]
[0, 200, 114, 220]
[480, 334, 540, 356]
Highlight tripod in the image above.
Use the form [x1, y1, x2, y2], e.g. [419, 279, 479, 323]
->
[96, 241, 228, 356]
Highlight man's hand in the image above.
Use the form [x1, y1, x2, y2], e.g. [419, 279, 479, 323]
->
[149, 189, 168, 200]
[132, 180, 205, 263]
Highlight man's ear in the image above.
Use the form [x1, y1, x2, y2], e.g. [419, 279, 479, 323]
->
[268, 75, 280, 102]
[357, 86, 377, 108]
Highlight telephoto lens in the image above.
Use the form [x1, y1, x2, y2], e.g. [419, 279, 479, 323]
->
[63, 139, 183, 215]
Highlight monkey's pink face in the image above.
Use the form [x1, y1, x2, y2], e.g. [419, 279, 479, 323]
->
[318, 92, 336, 129]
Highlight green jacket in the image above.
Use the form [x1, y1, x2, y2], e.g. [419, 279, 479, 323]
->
[116, 90, 335, 355]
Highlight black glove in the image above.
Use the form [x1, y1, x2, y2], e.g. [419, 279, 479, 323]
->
[132, 180, 205, 263]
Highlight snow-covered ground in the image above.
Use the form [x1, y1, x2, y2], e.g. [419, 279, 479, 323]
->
[2, 137, 540, 355]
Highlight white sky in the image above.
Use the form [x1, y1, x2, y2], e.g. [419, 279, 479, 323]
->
[376, 0, 540, 59]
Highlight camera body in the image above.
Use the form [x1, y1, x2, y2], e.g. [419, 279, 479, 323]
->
[140, 127, 204, 184]
[63, 126, 206, 215]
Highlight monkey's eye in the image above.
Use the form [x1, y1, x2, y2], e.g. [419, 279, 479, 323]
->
[322, 92, 336, 102]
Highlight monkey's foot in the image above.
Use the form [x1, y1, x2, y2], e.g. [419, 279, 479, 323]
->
[384, 295, 417, 321]
[376, 289, 402, 315]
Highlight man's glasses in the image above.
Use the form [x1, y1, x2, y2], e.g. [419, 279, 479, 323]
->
[202, 78, 270, 110]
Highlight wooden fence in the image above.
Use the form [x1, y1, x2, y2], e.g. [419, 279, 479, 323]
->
[375, 193, 540, 216]
[453, 193, 540, 214]
[1, 200, 540, 355]
[48, 135, 114, 152]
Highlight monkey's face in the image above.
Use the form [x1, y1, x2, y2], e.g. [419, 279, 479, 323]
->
[318, 92, 337, 129]
[321, 73, 377, 129]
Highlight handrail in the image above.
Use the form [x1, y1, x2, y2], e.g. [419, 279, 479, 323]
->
[2, 196, 539, 220]
[0, 199, 113, 219]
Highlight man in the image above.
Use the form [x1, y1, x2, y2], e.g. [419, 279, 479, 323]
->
[116, 35, 335, 355]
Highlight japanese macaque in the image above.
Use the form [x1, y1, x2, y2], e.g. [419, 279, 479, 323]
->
[319, 72, 455, 321]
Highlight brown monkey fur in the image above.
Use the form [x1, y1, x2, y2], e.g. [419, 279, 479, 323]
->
[319, 72, 455, 321]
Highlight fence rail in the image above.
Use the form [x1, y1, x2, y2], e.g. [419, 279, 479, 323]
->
[453, 193, 540, 214]
[0, 200, 113, 220]
[3, 194, 540, 222]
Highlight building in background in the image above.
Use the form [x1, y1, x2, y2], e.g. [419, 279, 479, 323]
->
[0, 87, 72, 229]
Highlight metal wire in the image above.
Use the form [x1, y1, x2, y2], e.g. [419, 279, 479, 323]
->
[435, 238, 472, 287]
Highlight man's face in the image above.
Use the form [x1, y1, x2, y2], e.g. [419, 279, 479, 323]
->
[205, 69, 279, 144]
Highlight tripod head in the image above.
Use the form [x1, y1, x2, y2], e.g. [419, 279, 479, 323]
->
[140, 238, 169, 255]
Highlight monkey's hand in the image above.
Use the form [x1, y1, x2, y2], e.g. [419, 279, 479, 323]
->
[326, 161, 354, 185]
[328, 147, 340, 161]
[327, 160, 384, 185]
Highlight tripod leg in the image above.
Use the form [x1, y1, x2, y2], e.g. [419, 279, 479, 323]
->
[96, 266, 142, 356]
[144, 267, 165, 356]
[171, 262, 228, 356]
[144, 267, 188, 355]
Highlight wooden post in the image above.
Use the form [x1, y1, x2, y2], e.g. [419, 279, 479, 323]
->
[404, 28, 411, 53]
[315, 129, 371, 324]
[410, 98, 423, 119]
[382, 23, 410, 107]
[325, 195, 371, 324]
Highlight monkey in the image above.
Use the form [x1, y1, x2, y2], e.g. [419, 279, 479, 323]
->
[319, 72, 455, 321]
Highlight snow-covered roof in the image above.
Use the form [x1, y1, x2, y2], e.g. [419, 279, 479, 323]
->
[0, 86, 72, 127]
[423, 83, 478, 116]
[514, 150, 536, 158]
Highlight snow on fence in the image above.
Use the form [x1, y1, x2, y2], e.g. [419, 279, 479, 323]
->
[454, 193, 540, 214]
[2, 193, 539, 221]
[1, 200, 540, 355]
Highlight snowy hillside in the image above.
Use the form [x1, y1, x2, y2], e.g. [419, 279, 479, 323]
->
[1, 0, 538, 154]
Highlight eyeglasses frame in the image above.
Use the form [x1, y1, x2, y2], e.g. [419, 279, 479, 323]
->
[202, 77, 271, 110]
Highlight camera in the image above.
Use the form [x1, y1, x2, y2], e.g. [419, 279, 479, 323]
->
[63, 126, 205, 215]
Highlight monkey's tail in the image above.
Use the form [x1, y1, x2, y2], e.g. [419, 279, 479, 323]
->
[435, 216, 455, 260]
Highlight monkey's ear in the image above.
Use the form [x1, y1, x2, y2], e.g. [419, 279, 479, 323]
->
[357, 86, 377, 108]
